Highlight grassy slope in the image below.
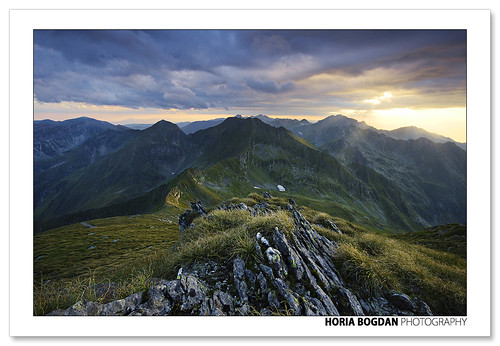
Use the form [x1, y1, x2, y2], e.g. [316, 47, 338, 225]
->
[393, 224, 466, 259]
[319, 128, 466, 227]
[34, 207, 181, 282]
[163, 155, 411, 234]
[33, 207, 182, 315]
[34, 121, 189, 224]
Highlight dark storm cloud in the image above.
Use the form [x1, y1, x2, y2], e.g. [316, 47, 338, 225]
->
[246, 78, 296, 94]
[34, 30, 466, 112]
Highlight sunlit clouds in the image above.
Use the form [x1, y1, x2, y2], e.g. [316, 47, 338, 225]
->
[364, 92, 393, 105]
[34, 30, 466, 141]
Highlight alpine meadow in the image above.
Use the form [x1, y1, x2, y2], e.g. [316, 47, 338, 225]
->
[33, 30, 466, 317]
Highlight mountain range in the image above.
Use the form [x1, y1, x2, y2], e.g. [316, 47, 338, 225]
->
[33, 114, 466, 234]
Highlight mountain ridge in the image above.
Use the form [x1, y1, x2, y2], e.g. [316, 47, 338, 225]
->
[34, 115, 466, 234]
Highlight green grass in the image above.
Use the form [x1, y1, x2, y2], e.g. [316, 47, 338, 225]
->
[33, 207, 183, 315]
[149, 206, 295, 280]
[33, 267, 155, 316]
[313, 216, 466, 315]
[393, 224, 466, 259]
[34, 208, 181, 284]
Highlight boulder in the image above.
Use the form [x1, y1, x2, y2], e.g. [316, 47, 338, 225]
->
[388, 292, 416, 312]
[179, 201, 208, 232]
[100, 292, 143, 316]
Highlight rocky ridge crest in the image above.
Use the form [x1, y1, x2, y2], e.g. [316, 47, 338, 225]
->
[48, 199, 432, 316]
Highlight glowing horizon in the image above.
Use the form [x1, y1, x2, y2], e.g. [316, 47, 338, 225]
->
[34, 100, 466, 142]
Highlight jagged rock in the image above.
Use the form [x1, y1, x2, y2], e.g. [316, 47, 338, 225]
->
[256, 272, 268, 296]
[47, 200, 434, 317]
[265, 247, 288, 279]
[274, 278, 302, 315]
[256, 232, 270, 247]
[257, 202, 271, 215]
[359, 298, 371, 314]
[100, 292, 143, 316]
[273, 227, 305, 281]
[327, 219, 343, 234]
[267, 290, 280, 310]
[360, 295, 395, 315]
[138, 281, 172, 315]
[413, 299, 433, 316]
[235, 278, 248, 303]
[262, 192, 272, 199]
[178, 210, 191, 232]
[301, 296, 326, 316]
[388, 292, 416, 312]
[165, 279, 183, 302]
[334, 287, 365, 316]
[358, 292, 433, 316]
[179, 274, 207, 312]
[47, 300, 99, 316]
[259, 264, 275, 281]
[220, 202, 253, 212]
[237, 303, 252, 315]
[311, 283, 340, 316]
[288, 198, 297, 207]
[245, 269, 256, 286]
[260, 307, 272, 316]
[253, 201, 270, 210]
[233, 258, 245, 280]
[179, 201, 207, 232]
[254, 240, 265, 261]
[212, 290, 234, 315]
[232, 258, 249, 302]
[190, 201, 207, 216]
[199, 297, 213, 316]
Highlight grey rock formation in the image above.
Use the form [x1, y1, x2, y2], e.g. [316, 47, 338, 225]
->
[48, 201, 433, 317]
[179, 201, 208, 232]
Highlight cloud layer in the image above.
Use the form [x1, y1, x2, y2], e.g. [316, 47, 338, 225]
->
[34, 30, 466, 116]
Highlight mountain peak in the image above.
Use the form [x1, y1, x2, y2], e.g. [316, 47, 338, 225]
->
[140, 120, 186, 141]
[254, 114, 272, 120]
[386, 126, 456, 144]
[318, 114, 359, 126]
[220, 115, 267, 128]
[149, 119, 179, 130]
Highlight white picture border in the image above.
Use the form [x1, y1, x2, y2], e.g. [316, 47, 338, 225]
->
[10, 9, 491, 337]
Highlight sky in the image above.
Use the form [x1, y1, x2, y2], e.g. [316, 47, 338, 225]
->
[33, 30, 467, 142]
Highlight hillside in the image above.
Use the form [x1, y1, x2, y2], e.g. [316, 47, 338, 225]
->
[180, 118, 226, 134]
[383, 126, 466, 150]
[288, 116, 466, 227]
[34, 117, 125, 161]
[34, 121, 191, 230]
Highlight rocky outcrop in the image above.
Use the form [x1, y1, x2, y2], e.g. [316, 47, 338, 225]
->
[178, 201, 208, 232]
[49, 202, 433, 316]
